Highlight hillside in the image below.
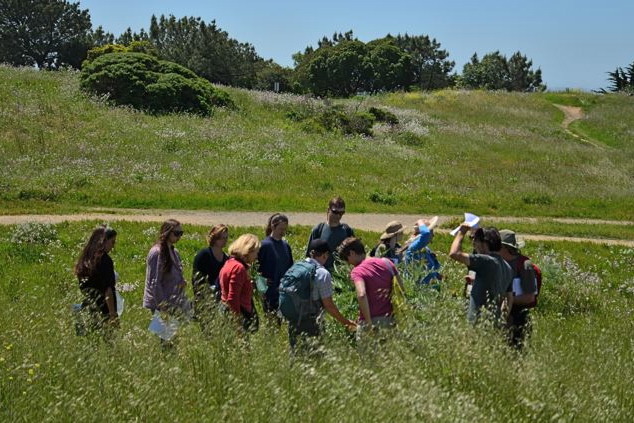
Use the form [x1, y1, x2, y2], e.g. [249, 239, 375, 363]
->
[1, 65, 633, 218]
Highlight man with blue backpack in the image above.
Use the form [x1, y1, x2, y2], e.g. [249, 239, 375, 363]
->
[279, 239, 356, 351]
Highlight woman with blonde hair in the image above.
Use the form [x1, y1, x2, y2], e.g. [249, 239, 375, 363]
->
[143, 219, 189, 315]
[192, 224, 229, 330]
[219, 233, 261, 332]
[75, 224, 119, 329]
[258, 213, 293, 313]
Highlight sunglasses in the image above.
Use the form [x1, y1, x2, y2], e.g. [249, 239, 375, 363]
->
[330, 209, 345, 216]
[173, 230, 184, 237]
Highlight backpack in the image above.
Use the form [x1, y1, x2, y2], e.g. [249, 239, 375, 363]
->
[278, 261, 320, 324]
[515, 255, 542, 308]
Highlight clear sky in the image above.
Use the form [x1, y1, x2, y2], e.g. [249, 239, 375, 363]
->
[77, 0, 634, 91]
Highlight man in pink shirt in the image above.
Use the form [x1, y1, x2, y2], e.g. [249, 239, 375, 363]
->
[338, 237, 404, 330]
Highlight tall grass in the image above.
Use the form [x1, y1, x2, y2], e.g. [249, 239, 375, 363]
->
[1, 221, 633, 421]
[1, 66, 633, 219]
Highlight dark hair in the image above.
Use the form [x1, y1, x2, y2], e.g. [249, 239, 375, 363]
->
[75, 225, 117, 280]
[337, 237, 365, 259]
[328, 196, 346, 210]
[472, 227, 502, 252]
[158, 219, 180, 273]
[207, 224, 228, 247]
[265, 213, 288, 237]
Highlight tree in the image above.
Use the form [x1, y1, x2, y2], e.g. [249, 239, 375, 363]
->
[0, 0, 92, 69]
[304, 40, 373, 97]
[146, 14, 264, 88]
[366, 38, 413, 92]
[607, 61, 634, 93]
[461, 51, 545, 91]
[393, 34, 455, 90]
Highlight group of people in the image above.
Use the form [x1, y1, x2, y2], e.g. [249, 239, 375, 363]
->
[75, 196, 539, 350]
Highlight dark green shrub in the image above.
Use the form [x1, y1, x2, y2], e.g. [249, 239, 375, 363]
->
[369, 106, 399, 125]
[346, 111, 375, 136]
[369, 190, 397, 205]
[80, 52, 233, 115]
[85, 44, 128, 63]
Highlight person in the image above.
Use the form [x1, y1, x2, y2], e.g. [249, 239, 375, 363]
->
[285, 239, 357, 351]
[402, 217, 442, 285]
[369, 221, 405, 263]
[337, 237, 403, 332]
[499, 230, 537, 350]
[219, 234, 261, 333]
[75, 225, 119, 329]
[192, 224, 229, 330]
[143, 219, 190, 319]
[258, 213, 293, 313]
[306, 196, 354, 272]
[449, 225, 513, 325]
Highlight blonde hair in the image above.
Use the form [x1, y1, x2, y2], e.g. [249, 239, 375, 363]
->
[228, 234, 260, 261]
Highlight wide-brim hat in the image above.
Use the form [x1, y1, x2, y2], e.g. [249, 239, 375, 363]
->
[380, 221, 405, 240]
[416, 216, 439, 232]
[499, 229, 525, 250]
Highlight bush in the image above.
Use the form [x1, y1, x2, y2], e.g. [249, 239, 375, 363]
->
[80, 52, 233, 116]
[368, 107, 399, 125]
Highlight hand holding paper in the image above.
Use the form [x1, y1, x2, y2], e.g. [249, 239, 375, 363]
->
[450, 213, 480, 236]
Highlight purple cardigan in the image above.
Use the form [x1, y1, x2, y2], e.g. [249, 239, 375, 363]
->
[143, 244, 187, 311]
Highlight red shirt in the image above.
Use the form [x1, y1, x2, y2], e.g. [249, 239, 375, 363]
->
[219, 257, 253, 314]
[350, 257, 397, 321]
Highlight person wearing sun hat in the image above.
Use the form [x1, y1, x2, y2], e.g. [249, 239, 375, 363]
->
[402, 216, 443, 285]
[369, 221, 405, 263]
[499, 229, 537, 349]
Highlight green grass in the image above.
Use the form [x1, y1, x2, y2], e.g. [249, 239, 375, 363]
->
[1, 65, 633, 219]
[1, 221, 633, 421]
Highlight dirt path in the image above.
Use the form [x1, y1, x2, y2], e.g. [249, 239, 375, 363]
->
[1, 208, 633, 247]
[553, 104, 605, 149]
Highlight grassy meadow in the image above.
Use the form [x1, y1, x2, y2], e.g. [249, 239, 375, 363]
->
[1, 65, 633, 219]
[1, 220, 633, 421]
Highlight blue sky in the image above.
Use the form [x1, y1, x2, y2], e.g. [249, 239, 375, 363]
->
[78, 0, 634, 91]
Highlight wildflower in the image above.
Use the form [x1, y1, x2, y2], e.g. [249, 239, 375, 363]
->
[28, 368, 34, 376]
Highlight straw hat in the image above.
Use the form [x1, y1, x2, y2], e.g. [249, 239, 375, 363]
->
[380, 221, 405, 240]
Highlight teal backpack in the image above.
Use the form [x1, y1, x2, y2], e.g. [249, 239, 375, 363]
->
[278, 261, 320, 324]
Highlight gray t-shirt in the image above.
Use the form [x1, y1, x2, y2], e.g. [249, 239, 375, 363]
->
[306, 223, 354, 271]
[491, 252, 513, 296]
[468, 253, 501, 309]
[305, 258, 334, 301]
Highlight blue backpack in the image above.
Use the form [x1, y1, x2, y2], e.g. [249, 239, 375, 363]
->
[278, 261, 320, 324]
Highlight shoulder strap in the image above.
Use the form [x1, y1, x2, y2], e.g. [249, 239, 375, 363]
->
[343, 223, 353, 237]
[316, 222, 325, 238]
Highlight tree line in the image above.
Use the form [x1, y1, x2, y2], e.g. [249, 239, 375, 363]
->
[8, 0, 630, 97]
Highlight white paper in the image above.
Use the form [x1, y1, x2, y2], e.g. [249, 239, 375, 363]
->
[450, 213, 481, 236]
[512, 277, 523, 296]
[115, 291, 125, 316]
[148, 311, 180, 341]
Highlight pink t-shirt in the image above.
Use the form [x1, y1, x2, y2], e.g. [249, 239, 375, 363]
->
[350, 257, 397, 321]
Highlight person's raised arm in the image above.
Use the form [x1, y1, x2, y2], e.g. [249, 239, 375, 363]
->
[449, 225, 471, 266]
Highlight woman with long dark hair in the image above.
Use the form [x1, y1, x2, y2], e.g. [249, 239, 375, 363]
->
[258, 213, 293, 313]
[75, 225, 118, 328]
[143, 219, 189, 315]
